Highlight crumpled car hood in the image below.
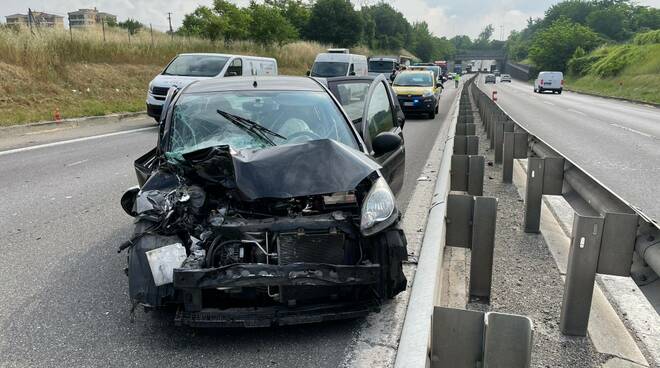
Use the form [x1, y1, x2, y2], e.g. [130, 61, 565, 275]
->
[177, 139, 381, 200]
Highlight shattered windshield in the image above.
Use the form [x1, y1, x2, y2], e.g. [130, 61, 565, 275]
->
[167, 90, 358, 157]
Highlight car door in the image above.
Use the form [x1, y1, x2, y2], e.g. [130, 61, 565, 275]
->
[326, 77, 372, 127]
[360, 75, 405, 194]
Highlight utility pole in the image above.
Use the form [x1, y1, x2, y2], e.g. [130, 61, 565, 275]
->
[167, 12, 174, 41]
[500, 25, 504, 41]
[28, 8, 34, 35]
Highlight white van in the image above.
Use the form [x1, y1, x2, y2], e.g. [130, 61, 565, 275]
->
[146, 53, 277, 120]
[534, 71, 564, 94]
[309, 50, 368, 78]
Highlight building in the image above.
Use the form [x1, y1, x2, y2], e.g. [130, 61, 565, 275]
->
[5, 12, 64, 29]
[67, 8, 117, 28]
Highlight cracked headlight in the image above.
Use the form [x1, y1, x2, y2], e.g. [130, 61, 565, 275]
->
[360, 177, 397, 236]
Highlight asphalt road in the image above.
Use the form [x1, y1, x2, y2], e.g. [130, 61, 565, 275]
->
[478, 76, 660, 225]
[0, 87, 457, 368]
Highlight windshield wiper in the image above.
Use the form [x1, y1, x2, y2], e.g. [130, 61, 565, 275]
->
[216, 109, 286, 146]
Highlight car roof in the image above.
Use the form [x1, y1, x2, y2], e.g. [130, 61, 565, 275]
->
[400, 70, 433, 75]
[183, 76, 325, 94]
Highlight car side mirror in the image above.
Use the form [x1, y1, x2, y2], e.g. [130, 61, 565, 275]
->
[306, 70, 311, 76]
[372, 132, 402, 156]
[349, 71, 356, 76]
[120, 186, 140, 217]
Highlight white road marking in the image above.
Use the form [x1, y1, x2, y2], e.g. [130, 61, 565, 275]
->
[567, 109, 587, 116]
[543, 101, 555, 106]
[0, 126, 156, 157]
[609, 123, 654, 138]
[65, 159, 89, 167]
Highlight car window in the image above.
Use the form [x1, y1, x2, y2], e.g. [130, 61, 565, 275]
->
[393, 73, 433, 87]
[333, 81, 371, 121]
[369, 60, 395, 73]
[225, 58, 242, 76]
[163, 55, 229, 77]
[311, 62, 349, 77]
[366, 82, 394, 146]
[167, 91, 357, 157]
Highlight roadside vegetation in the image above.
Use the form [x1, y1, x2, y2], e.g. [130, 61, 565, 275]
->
[505, 0, 659, 103]
[0, 25, 339, 125]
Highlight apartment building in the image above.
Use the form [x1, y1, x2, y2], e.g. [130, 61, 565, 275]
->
[67, 8, 117, 28]
[5, 12, 64, 28]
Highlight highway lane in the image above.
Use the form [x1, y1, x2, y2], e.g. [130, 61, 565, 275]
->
[478, 76, 660, 225]
[0, 87, 457, 368]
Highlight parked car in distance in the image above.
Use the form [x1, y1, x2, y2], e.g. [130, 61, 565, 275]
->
[534, 71, 564, 94]
[485, 74, 496, 84]
[500, 74, 512, 82]
[121, 75, 407, 328]
[392, 70, 441, 119]
[309, 49, 368, 78]
[146, 53, 277, 122]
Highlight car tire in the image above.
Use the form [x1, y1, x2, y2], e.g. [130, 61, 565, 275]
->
[435, 103, 439, 114]
[558, 90, 562, 95]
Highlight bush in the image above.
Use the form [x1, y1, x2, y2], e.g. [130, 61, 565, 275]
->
[529, 17, 601, 72]
[589, 45, 642, 77]
[633, 30, 660, 45]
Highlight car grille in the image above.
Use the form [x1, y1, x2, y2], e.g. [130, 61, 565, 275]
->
[151, 86, 170, 96]
[277, 232, 345, 265]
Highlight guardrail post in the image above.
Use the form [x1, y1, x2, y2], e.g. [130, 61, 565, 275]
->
[502, 132, 514, 183]
[450, 155, 484, 196]
[524, 158, 544, 233]
[560, 214, 604, 336]
[469, 197, 497, 299]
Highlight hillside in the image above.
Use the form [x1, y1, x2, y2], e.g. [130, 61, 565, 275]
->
[0, 27, 385, 126]
[566, 33, 660, 104]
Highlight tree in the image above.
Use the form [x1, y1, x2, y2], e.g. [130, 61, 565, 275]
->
[475, 24, 494, 47]
[361, 3, 411, 50]
[586, 6, 627, 40]
[450, 35, 472, 51]
[213, 0, 250, 41]
[543, 0, 595, 26]
[177, 1, 250, 42]
[265, 0, 311, 37]
[529, 17, 601, 72]
[248, 3, 298, 45]
[117, 19, 143, 35]
[307, 0, 363, 47]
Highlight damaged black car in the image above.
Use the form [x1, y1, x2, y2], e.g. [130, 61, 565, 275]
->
[120, 75, 407, 327]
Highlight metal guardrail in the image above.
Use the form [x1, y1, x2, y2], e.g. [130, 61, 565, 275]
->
[395, 77, 534, 367]
[470, 79, 660, 336]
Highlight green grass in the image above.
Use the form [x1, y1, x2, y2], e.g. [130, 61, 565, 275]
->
[566, 41, 660, 104]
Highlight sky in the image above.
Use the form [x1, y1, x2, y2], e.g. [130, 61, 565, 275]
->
[1, 0, 659, 39]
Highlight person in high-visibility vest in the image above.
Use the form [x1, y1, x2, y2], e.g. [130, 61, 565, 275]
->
[455, 73, 461, 88]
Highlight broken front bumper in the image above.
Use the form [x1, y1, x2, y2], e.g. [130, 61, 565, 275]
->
[172, 262, 381, 327]
[174, 262, 380, 289]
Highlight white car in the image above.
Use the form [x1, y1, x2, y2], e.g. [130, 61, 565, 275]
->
[500, 74, 512, 82]
[534, 71, 563, 94]
[146, 53, 278, 121]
